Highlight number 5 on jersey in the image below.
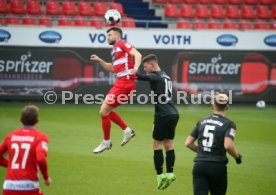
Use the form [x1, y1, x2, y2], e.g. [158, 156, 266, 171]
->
[202, 125, 215, 152]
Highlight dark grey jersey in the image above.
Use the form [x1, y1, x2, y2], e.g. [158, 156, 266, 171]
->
[137, 71, 178, 117]
[190, 114, 236, 164]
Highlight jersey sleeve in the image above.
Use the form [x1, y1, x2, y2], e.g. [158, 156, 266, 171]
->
[225, 122, 237, 140]
[36, 134, 49, 179]
[136, 73, 160, 82]
[119, 40, 134, 53]
[0, 138, 8, 167]
[190, 122, 200, 139]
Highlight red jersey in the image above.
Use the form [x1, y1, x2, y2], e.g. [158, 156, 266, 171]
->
[0, 127, 49, 191]
[111, 39, 136, 79]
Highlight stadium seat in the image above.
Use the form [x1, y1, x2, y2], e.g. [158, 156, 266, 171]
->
[27, 0, 41, 14]
[254, 19, 268, 29]
[211, 4, 225, 18]
[78, 1, 93, 15]
[94, 2, 107, 16]
[0, 0, 9, 13]
[214, 0, 229, 3]
[22, 14, 36, 25]
[272, 6, 276, 18]
[164, 3, 179, 17]
[6, 13, 20, 24]
[38, 15, 53, 26]
[239, 19, 253, 30]
[195, 5, 209, 18]
[223, 18, 237, 29]
[244, 0, 258, 4]
[229, 0, 244, 3]
[90, 16, 105, 28]
[183, 0, 198, 3]
[193, 18, 207, 29]
[10, 0, 25, 14]
[180, 4, 194, 18]
[259, 0, 274, 4]
[208, 18, 222, 29]
[170, 0, 183, 3]
[0, 17, 3, 24]
[109, 2, 125, 16]
[46, 0, 61, 15]
[153, 0, 169, 3]
[62, 0, 78, 15]
[256, 5, 271, 19]
[226, 5, 240, 18]
[58, 15, 73, 26]
[176, 18, 192, 29]
[199, 0, 213, 3]
[74, 15, 89, 26]
[241, 5, 255, 19]
[269, 19, 276, 29]
[122, 17, 136, 28]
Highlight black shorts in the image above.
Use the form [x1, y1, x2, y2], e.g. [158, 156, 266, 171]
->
[152, 114, 179, 141]
[193, 161, 227, 195]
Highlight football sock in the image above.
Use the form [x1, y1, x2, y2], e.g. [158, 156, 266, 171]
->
[166, 150, 175, 173]
[154, 150, 164, 175]
[101, 115, 111, 140]
[110, 111, 127, 130]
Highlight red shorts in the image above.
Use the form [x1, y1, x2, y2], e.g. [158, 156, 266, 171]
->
[105, 78, 136, 107]
[3, 190, 43, 195]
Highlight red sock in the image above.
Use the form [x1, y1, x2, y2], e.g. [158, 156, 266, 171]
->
[110, 111, 127, 130]
[101, 115, 111, 140]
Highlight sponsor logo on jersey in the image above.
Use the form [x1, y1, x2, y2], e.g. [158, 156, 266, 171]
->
[264, 35, 276, 47]
[0, 29, 11, 42]
[42, 141, 48, 151]
[216, 34, 238, 47]
[230, 128, 236, 137]
[39, 31, 62, 44]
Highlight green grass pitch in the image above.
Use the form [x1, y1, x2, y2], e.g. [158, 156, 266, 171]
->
[1, 103, 276, 195]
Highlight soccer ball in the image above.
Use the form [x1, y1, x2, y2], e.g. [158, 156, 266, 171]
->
[256, 100, 266, 109]
[104, 9, 121, 25]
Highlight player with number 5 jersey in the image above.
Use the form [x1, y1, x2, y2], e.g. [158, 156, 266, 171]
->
[0, 105, 51, 195]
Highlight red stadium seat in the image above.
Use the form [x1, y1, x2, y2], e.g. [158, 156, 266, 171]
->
[229, 0, 244, 3]
[122, 17, 136, 28]
[164, 3, 179, 17]
[6, 13, 20, 24]
[195, 5, 209, 18]
[211, 4, 225, 18]
[0, 0, 9, 13]
[46, 0, 61, 15]
[269, 19, 276, 29]
[74, 15, 89, 26]
[78, 1, 93, 15]
[244, 0, 258, 4]
[272, 6, 276, 18]
[94, 2, 107, 16]
[90, 16, 105, 28]
[256, 5, 271, 19]
[58, 15, 73, 26]
[239, 19, 253, 30]
[199, 0, 213, 3]
[62, 1, 78, 15]
[0, 17, 3, 24]
[170, 0, 183, 3]
[254, 19, 268, 29]
[109, 2, 125, 16]
[223, 18, 237, 29]
[226, 5, 240, 18]
[27, 0, 41, 14]
[241, 5, 255, 19]
[208, 18, 222, 29]
[11, 0, 25, 14]
[153, 0, 169, 3]
[193, 18, 207, 29]
[184, 0, 198, 3]
[214, 0, 229, 3]
[177, 18, 192, 29]
[22, 14, 36, 25]
[180, 4, 194, 18]
[259, 0, 274, 4]
[38, 15, 53, 26]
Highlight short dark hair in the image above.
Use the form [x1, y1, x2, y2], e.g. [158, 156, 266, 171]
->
[21, 105, 39, 126]
[142, 54, 158, 63]
[214, 93, 229, 111]
[106, 27, 123, 37]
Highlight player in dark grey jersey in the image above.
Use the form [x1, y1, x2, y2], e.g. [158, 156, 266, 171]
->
[136, 54, 179, 190]
[185, 93, 243, 195]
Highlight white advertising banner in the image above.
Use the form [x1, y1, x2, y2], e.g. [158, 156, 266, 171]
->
[0, 26, 275, 50]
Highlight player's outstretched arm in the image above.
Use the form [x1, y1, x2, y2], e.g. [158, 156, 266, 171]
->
[185, 135, 198, 152]
[224, 137, 243, 164]
[90, 54, 114, 73]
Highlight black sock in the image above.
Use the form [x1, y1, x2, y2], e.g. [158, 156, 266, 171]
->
[154, 150, 164, 175]
[166, 150, 175, 173]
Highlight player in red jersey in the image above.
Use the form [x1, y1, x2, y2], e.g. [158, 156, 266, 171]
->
[0, 105, 52, 195]
[90, 27, 142, 154]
